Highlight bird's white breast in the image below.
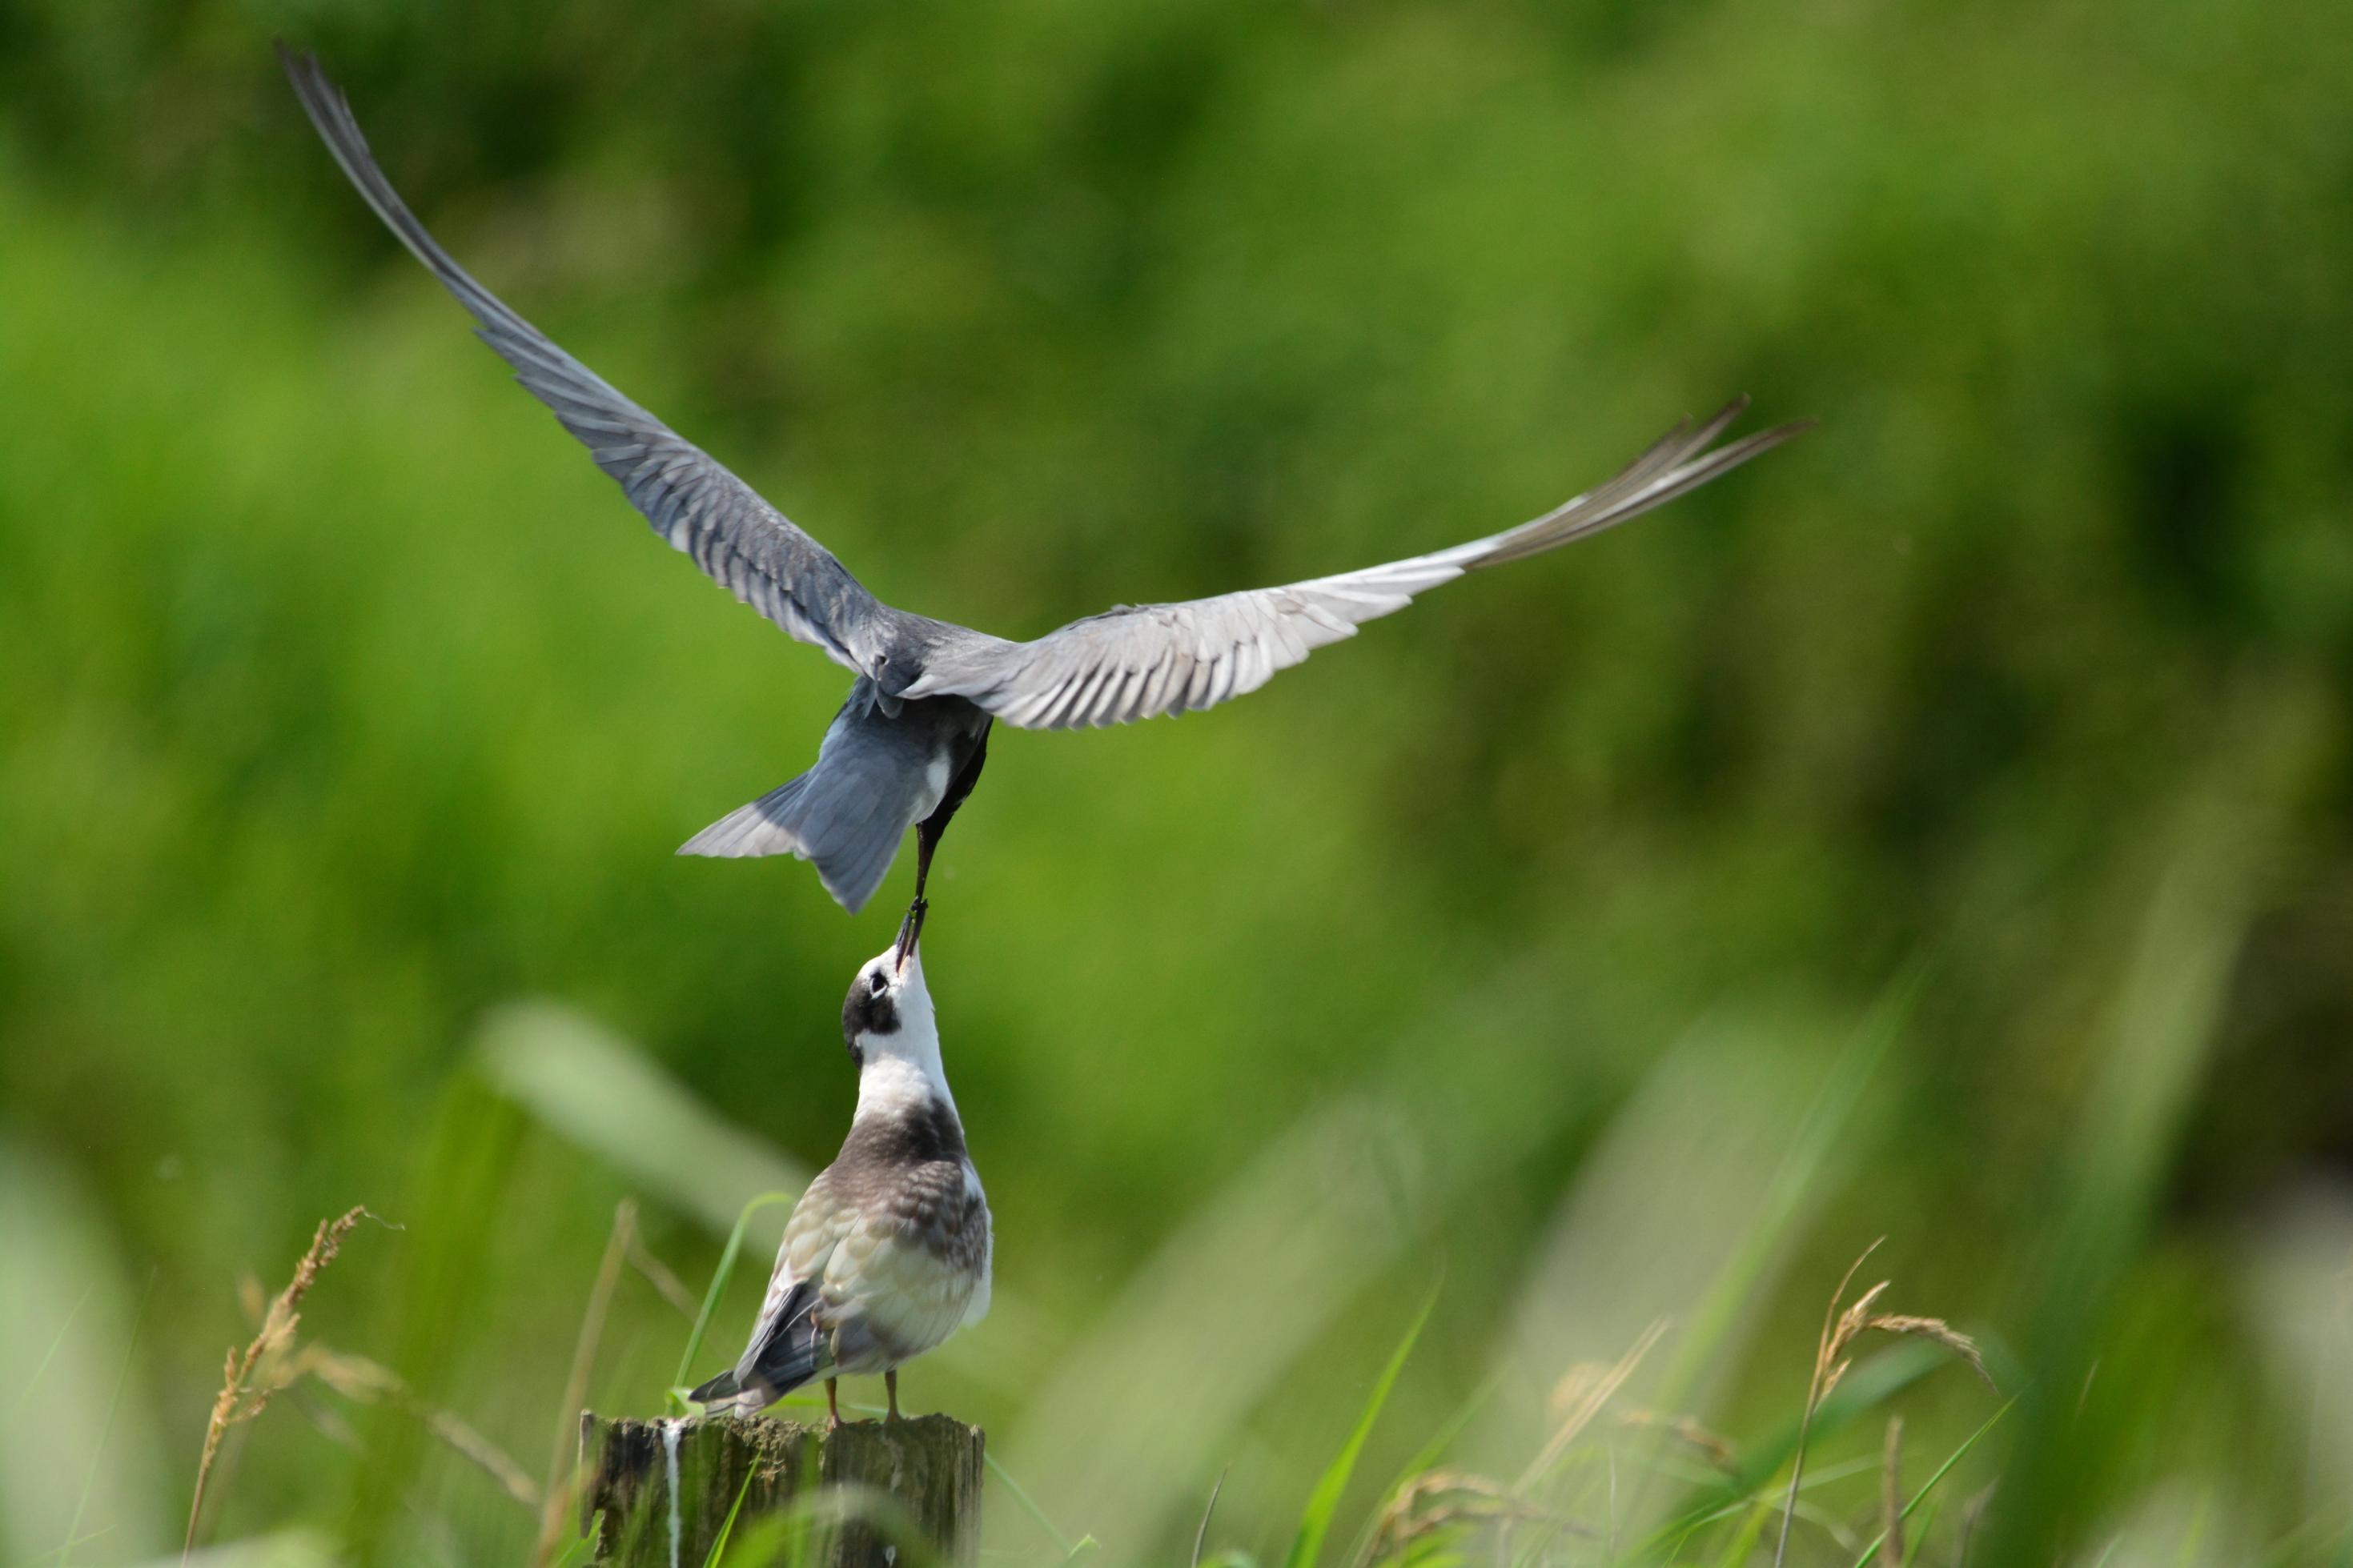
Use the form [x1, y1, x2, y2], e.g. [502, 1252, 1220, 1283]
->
[920, 753, 953, 814]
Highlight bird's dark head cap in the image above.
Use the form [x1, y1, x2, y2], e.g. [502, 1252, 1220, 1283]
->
[841, 900, 930, 1061]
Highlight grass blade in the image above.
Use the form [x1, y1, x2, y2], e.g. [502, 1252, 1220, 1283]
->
[1193, 1469, 1227, 1568]
[702, 1470, 757, 1566]
[1706, 1501, 1773, 1568]
[344, 1074, 524, 1566]
[671, 1191, 799, 1405]
[1638, 1340, 1956, 1559]
[1843, 1401, 2014, 1568]
[1339, 1370, 1502, 1568]
[531, 1201, 636, 1567]
[68, 1271, 152, 1568]
[1655, 964, 1926, 1416]
[986, 1449, 1077, 1558]
[1286, 1280, 1442, 1568]
[1982, 803, 2263, 1561]
[9, 1284, 94, 1420]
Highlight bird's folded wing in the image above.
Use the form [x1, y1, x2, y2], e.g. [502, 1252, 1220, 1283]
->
[902, 400, 1808, 730]
[748, 1173, 856, 1347]
[281, 47, 889, 676]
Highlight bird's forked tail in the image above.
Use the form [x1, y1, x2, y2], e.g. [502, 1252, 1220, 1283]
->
[677, 756, 913, 916]
[688, 1282, 830, 1414]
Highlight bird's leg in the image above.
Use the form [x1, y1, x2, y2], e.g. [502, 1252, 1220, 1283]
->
[825, 1377, 842, 1431]
[911, 821, 941, 906]
[885, 1369, 901, 1422]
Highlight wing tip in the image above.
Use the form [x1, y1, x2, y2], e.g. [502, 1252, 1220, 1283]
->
[1468, 395, 1814, 567]
[686, 1369, 741, 1406]
[275, 39, 344, 130]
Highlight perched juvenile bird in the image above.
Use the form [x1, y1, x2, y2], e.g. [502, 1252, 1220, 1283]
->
[282, 48, 1810, 913]
[689, 901, 990, 1425]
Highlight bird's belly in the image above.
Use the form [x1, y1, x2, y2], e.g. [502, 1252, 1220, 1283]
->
[833, 1273, 982, 1372]
[823, 1207, 989, 1372]
[915, 752, 953, 816]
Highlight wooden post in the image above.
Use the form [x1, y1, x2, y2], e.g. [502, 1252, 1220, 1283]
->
[578, 1412, 984, 1567]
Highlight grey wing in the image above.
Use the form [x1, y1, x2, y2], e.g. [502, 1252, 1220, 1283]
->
[902, 400, 1808, 729]
[959, 1200, 995, 1328]
[741, 1173, 857, 1364]
[281, 48, 893, 676]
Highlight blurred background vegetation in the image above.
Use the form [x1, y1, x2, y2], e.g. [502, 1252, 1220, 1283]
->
[3, 0, 2351, 1562]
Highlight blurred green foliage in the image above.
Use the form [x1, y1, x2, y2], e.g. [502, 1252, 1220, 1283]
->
[2, 0, 2351, 1562]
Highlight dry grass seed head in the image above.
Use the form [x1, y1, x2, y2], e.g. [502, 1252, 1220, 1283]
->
[1819, 1280, 1892, 1400]
[1613, 1409, 1738, 1468]
[293, 1345, 539, 1508]
[1368, 1472, 1568, 1563]
[1516, 1320, 1668, 1491]
[186, 1207, 376, 1558]
[1879, 1414, 1905, 1567]
[1812, 1253, 1998, 1401]
[1547, 1362, 1611, 1425]
[1865, 1314, 1997, 1392]
[1778, 1243, 1992, 1568]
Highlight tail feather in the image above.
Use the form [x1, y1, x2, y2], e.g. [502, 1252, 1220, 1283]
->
[740, 1322, 828, 1404]
[675, 679, 981, 913]
[678, 776, 813, 860]
[688, 1285, 829, 1414]
[686, 1366, 746, 1407]
[677, 760, 913, 914]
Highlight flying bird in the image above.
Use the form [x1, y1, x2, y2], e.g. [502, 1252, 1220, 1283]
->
[689, 900, 990, 1425]
[282, 47, 1809, 914]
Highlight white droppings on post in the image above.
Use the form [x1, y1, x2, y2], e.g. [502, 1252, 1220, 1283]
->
[583, 1412, 982, 1565]
[662, 1418, 685, 1568]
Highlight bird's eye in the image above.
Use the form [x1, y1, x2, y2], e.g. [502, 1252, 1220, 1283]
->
[868, 971, 888, 996]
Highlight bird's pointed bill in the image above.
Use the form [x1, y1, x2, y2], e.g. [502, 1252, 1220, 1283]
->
[894, 899, 928, 973]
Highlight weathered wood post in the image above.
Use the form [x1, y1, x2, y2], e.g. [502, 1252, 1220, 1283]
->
[579, 1413, 983, 1566]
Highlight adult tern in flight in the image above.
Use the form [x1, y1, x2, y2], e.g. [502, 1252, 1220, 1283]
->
[283, 47, 1809, 913]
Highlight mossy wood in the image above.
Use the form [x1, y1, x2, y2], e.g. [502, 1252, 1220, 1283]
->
[579, 1412, 983, 1566]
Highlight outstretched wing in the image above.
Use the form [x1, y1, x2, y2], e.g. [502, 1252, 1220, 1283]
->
[281, 46, 893, 675]
[904, 401, 1808, 729]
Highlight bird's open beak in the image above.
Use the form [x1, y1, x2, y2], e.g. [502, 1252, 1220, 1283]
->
[893, 897, 928, 974]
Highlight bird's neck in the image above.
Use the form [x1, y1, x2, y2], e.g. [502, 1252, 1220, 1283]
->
[855, 1035, 958, 1126]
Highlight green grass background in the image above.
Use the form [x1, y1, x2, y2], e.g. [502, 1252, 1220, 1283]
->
[2, 0, 2350, 1562]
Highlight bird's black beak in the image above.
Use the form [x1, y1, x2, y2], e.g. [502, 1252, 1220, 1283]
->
[893, 897, 928, 975]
